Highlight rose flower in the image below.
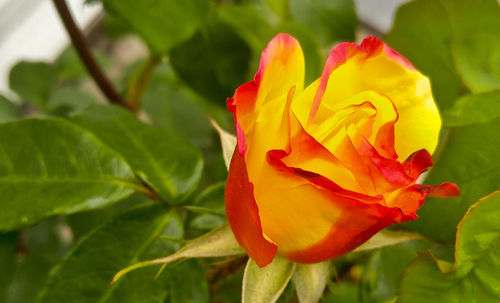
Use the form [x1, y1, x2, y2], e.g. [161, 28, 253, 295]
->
[225, 34, 459, 267]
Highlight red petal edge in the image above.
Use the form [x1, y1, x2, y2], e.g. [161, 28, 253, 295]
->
[225, 145, 277, 267]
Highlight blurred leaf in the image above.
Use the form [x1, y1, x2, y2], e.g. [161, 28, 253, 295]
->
[170, 12, 252, 104]
[443, 91, 500, 127]
[103, 13, 132, 39]
[141, 65, 214, 147]
[243, 256, 295, 303]
[322, 281, 358, 303]
[0, 95, 21, 122]
[353, 230, 424, 253]
[54, 47, 112, 82]
[386, 0, 500, 109]
[0, 118, 140, 231]
[184, 205, 225, 217]
[277, 21, 323, 85]
[112, 224, 244, 283]
[263, 0, 289, 18]
[47, 87, 101, 116]
[0, 232, 17, 302]
[6, 220, 71, 303]
[360, 242, 429, 303]
[293, 262, 330, 303]
[289, 0, 356, 44]
[102, 0, 210, 54]
[9, 61, 55, 108]
[452, 34, 500, 93]
[397, 192, 500, 302]
[65, 194, 149, 240]
[217, 3, 323, 85]
[189, 182, 226, 232]
[167, 260, 209, 303]
[385, 0, 461, 110]
[37, 205, 185, 303]
[71, 105, 203, 203]
[217, 3, 278, 52]
[402, 118, 500, 241]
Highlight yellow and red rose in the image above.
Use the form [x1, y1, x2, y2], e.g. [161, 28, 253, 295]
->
[225, 34, 459, 267]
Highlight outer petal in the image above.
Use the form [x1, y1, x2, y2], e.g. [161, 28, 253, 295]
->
[228, 33, 305, 136]
[225, 145, 277, 267]
[225, 34, 305, 266]
[294, 36, 440, 160]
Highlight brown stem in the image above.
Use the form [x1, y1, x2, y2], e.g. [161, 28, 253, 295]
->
[52, 0, 135, 111]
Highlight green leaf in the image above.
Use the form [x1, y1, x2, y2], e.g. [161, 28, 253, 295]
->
[9, 61, 55, 107]
[289, 0, 357, 44]
[71, 105, 203, 203]
[112, 223, 244, 283]
[452, 34, 500, 93]
[167, 260, 209, 303]
[0, 95, 21, 122]
[360, 241, 433, 303]
[243, 255, 296, 303]
[102, 0, 210, 54]
[141, 64, 215, 147]
[36, 205, 189, 303]
[5, 220, 72, 303]
[47, 87, 101, 116]
[0, 118, 140, 231]
[54, 47, 112, 82]
[0, 232, 17, 302]
[292, 262, 330, 303]
[402, 118, 500, 241]
[386, 0, 500, 109]
[443, 91, 500, 127]
[170, 11, 252, 104]
[188, 182, 227, 232]
[217, 3, 278, 52]
[397, 192, 500, 302]
[263, 0, 289, 18]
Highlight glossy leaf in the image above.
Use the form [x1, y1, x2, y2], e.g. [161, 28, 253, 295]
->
[398, 192, 500, 302]
[293, 262, 330, 303]
[71, 105, 203, 203]
[403, 118, 500, 241]
[36, 205, 190, 303]
[0, 118, 140, 231]
[443, 91, 500, 127]
[102, 0, 209, 54]
[243, 255, 295, 303]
